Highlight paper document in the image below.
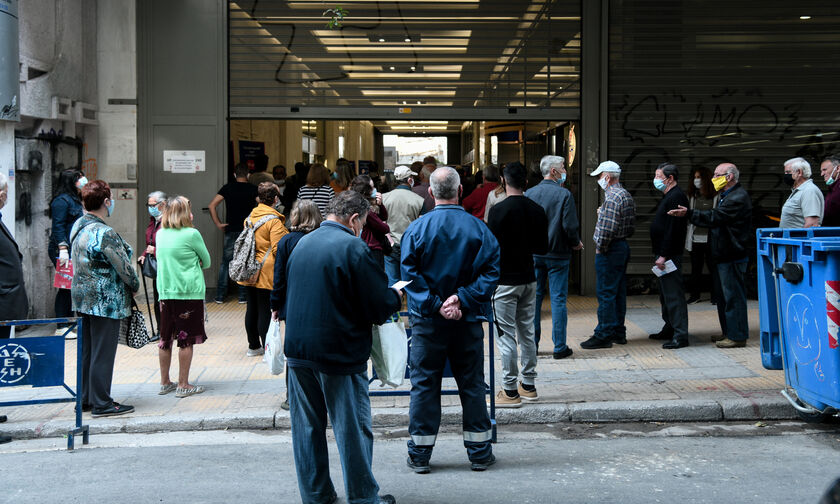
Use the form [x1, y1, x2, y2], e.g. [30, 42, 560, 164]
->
[390, 280, 413, 290]
[651, 260, 677, 277]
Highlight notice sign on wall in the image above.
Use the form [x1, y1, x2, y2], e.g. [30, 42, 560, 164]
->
[163, 150, 206, 173]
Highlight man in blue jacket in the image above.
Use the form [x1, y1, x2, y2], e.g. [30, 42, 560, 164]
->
[401, 166, 501, 474]
[284, 190, 402, 504]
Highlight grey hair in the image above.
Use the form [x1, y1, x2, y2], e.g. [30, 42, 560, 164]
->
[0, 171, 7, 191]
[824, 155, 840, 168]
[327, 189, 370, 220]
[726, 164, 740, 181]
[148, 190, 167, 203]
[430, 166, 460, 200]
[420, 166, 432, 182]
[539, 155, 565, 177]
[785, 157, 811, 178]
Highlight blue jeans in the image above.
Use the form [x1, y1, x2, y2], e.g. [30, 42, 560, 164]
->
[533, 256, 571, 353]
[717, 261, 749, 341]
[594, 240, 630, 341]
[383, 248, 401, 287]
[288, 366, 380, 504]
[216, 230, 247, 302]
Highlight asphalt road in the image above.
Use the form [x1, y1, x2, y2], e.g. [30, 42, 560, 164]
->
[2, 422, 839, 504]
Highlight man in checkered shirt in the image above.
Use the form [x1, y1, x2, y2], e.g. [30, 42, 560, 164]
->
[581, 161, 636, 350]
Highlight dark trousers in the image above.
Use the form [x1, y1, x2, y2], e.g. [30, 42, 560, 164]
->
[594, 240, 630, 341]
[81, 314, 120, 409]
[55, 288, 74, 327]
[151, 278, 161, 330]
[716, 261, 749, 341]
[407, 317, 492, 463]
[689, 242, 717, 300]
[245, 286, 272, 350]
[656, 256, 689, 341]
[0, 326, 9, 339]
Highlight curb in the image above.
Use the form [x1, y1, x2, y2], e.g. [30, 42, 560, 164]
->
[3, 398, 798, 441]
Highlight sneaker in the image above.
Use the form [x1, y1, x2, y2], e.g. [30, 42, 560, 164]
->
[91, 402, 135, 418]
[710, 333, 727, 343]
[175, 385, 206, 398]
[580, 335, 612, 349]
[406, 456, 431, 474]
[470, 454, 496, 471]
[716, 338, 746, 348]
[553, 347, 573, 359]
[494, 390, 521, 408]
[518, 383, 539, 402]
[214, 298, 224, 304]
[159, 382, 177, 395]
[378, 495, 396, 504]
[246, 347, 265, 357]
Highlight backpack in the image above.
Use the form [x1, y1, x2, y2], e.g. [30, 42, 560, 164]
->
[229, 214, 279, 285]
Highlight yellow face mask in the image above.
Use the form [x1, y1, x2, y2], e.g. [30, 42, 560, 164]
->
[712, 175, 728, 191]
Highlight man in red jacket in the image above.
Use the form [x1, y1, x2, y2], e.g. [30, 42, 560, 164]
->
[462, 164, 499, 218]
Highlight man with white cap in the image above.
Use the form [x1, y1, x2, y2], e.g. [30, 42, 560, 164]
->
[581, 161, 636, 350]
[382, 165, 426, 285]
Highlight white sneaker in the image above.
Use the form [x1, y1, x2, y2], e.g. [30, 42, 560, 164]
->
[246, 347, 265, 357]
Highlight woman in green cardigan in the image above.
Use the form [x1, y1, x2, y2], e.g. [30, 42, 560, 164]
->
[155, 196, 211, 398]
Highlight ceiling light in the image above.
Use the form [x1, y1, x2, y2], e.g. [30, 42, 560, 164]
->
[417, 101, 422, 104]
[402, 101, 407, 104]
[405, 37, 412, 42]
[389, 66, 396, 71]
[800, 15, 811, 20]
[379, 37, 386, 42]
[410, 66, 416, 71]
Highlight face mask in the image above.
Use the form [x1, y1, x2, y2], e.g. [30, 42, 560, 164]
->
[597, 177, 609, 191]
[106, 198, 115, 217]
[148, 205, 161, 219]
[76, 176, 88, 189]
[693, 179, 702, 189]
[653, 178, 666, 192]
[557, 173, 567, 184]
[370, 188, 378, 198]
[276, 179, 286, 186]
[783, 173, 794, 186]
[828, 167, 839, 186]
[712, 175, 728, 191]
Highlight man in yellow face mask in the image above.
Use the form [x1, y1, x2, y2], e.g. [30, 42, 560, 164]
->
[668, 163, 752, 348]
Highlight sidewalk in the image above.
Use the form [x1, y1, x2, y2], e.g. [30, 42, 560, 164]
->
[1, 294, 794, 440]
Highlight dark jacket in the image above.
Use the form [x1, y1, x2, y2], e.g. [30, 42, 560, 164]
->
[143, 217, 162, 258]
[0, 217, 28, 321]
[361, 204, 389, 251]
[269, 230, 306, 319]
[487, 195, 549, 286]
[284, 221, 401, 374]
[688, 183, 752, 263]
[525, 180, 581, 259]
[650, 185, 688, 259]
[49, 192, 84, 261]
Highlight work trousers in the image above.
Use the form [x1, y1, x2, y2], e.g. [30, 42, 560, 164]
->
[594, 240, 630, 342]
[407, 317, 492, 463]
[493, 282, 538, 390]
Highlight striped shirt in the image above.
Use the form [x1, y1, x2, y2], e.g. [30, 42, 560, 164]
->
[297, 185, 335, 218]
[593, 183, 635, 253]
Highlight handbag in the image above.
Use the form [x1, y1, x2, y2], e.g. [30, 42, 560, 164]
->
[264, 318, 285, 375]
[370, 314, 408, 387]
[119, 299, 152, 349]
[141, 254, 157, 278]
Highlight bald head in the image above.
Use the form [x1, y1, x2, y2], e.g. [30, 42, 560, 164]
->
[713, 162, 739, 191]
[430, 166, 461, 202]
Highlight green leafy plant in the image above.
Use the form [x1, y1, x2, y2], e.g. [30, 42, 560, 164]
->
[323, 6, 348, 29]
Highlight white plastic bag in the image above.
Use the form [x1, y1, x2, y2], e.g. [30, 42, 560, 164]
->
[370, 315, 408, 387]
[264, 318, 285, 375]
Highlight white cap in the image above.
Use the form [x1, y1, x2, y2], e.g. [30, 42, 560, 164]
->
[589, 160, 621, 176]
[394, 165, 418, 180]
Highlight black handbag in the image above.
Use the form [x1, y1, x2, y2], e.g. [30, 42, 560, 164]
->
[119, 299, 151, 349]
[141, 254, 157, 278]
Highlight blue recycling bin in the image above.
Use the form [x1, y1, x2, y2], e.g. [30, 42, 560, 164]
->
[757, 227, 840, 415]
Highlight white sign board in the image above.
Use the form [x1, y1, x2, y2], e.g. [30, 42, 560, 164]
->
[163, 150, 205, 172]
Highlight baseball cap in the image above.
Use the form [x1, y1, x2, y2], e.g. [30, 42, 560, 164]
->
[589, 161, 621, 177]
[394, 165, 418, 180]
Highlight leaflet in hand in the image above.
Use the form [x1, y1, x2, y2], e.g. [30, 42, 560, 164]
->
[651, 260, 677, 277]
[390, 280, 413, 291]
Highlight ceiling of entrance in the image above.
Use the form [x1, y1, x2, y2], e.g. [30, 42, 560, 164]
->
[229, 0, 581, 129]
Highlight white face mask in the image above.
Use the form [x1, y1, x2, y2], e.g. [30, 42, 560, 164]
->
[597, 177, 609, 191]
[694, 179, 702, 189]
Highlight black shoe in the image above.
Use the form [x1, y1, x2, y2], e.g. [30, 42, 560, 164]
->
[0, 433, 10, 444]
[378, 495, 397, 504]
[686, 295, 701, 304]
[648, 329, 673, 341]
[0, 414, 6, 423]
[470, 454, 496, 471]
[553, 348, 573, 359]
[580, 336, 612, 349]
[91, 402, 135, 418]
[662, 339, 689, 349]
[407, 456, 430, 474]
[612, 334, 627, 345]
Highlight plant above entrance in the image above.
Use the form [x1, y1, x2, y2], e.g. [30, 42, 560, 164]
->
[323, 6, 348, 29]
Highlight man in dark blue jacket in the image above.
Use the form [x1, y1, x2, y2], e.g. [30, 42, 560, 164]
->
[401, 166, 501, 474]
[284, 190, 402, 504]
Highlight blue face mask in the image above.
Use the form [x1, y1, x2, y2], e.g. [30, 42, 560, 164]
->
[371, 188, 378, 198]
[653, 178, 666, 192]
[106, 198, 115, 217]
[557, 173, 567, 185]
[148, 205, 161, 219]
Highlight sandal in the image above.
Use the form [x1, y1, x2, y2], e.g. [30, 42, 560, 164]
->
[159, 382, 177, 395]
[175, 385, 206, 398]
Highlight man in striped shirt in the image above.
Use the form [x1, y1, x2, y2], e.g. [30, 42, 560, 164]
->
[581, 161, 636, 350]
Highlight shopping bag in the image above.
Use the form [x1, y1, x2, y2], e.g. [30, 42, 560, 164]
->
[118, 300, 151, 349]
[53, 259, 73, 289]
[264, 318, 285, 375]
[370, 314, 408, 388]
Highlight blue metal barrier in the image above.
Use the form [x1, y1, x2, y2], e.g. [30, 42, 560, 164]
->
[0, 317, 89, 450]
[369, 312, 498, 442]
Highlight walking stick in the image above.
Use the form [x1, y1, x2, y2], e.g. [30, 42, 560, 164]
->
[140, 267, 159, 341]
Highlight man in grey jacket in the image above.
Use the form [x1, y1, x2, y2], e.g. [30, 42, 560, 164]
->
[525, 155, 583, 359]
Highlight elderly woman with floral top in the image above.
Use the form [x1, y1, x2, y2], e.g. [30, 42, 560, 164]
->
[70, 180, 139, 418]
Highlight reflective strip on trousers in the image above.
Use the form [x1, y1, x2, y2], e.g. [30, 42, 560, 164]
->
[411, 434, 437, 446]
[463, 430, 492, 443]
